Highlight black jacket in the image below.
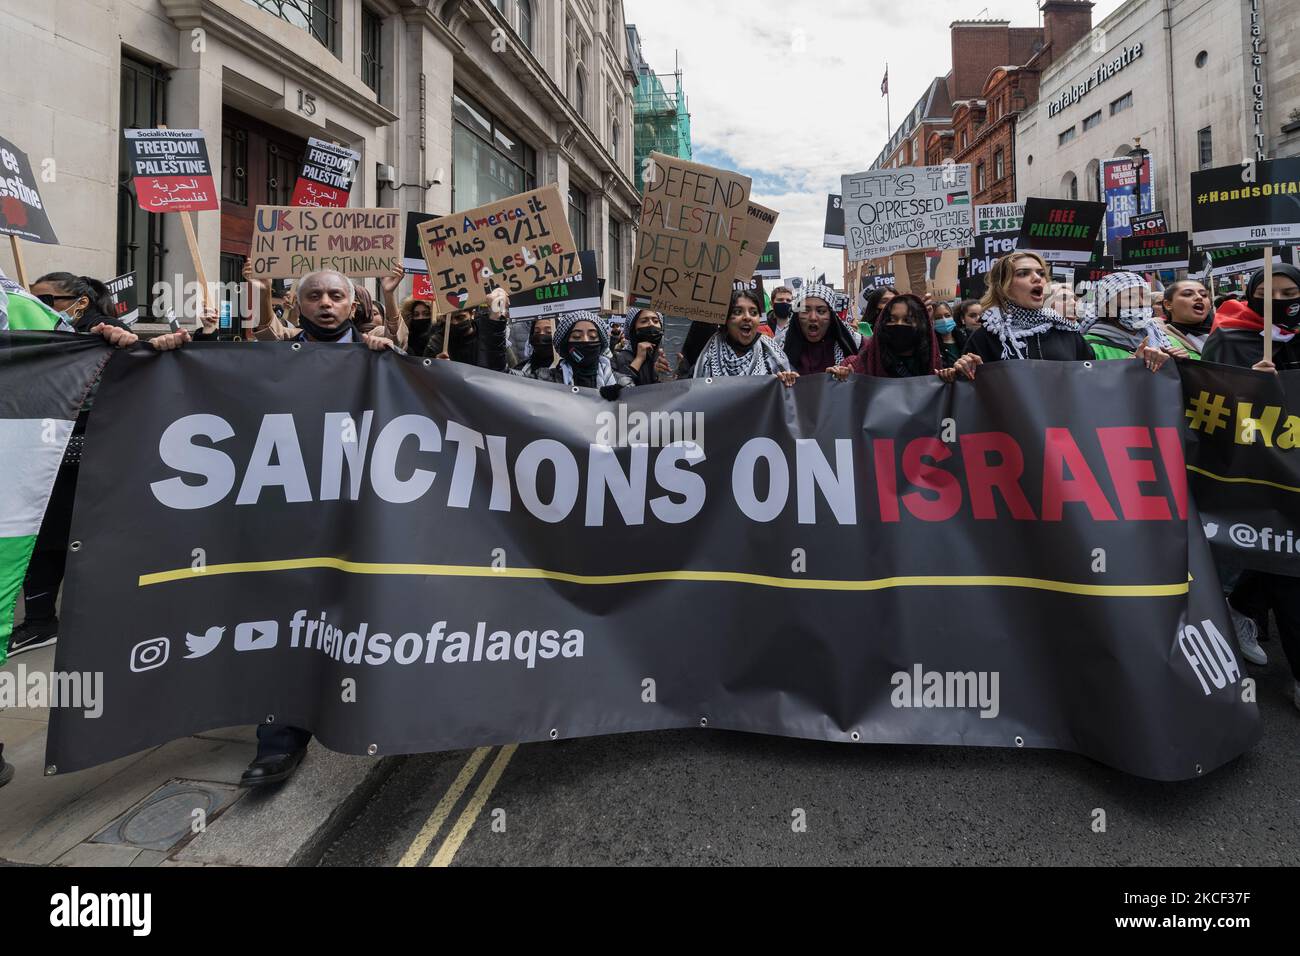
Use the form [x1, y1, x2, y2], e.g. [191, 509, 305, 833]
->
[1201, 328, 1300, 370]
[611, 343, 672, 384]
[963, 327, 1094, 362]
[422, 312, 508, 371]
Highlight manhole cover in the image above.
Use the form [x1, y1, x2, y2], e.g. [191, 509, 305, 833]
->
[92, 780, 241, 851]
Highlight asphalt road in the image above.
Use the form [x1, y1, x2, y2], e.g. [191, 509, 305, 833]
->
[320, 652, 1300, 867]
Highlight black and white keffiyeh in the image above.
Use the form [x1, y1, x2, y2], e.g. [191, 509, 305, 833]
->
[980, 304, 1082, 360]
[554, 309, 617, 386]
[1091, 271, 1172, 349]
[694, 329, 791, 377]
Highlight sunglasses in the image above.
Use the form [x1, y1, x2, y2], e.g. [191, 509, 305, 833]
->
[36, 293, 78, 307]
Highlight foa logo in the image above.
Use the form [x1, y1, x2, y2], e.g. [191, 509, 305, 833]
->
[49, 886, 152, 936]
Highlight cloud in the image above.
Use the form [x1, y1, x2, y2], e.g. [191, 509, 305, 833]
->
[628, 0, 1126, 287]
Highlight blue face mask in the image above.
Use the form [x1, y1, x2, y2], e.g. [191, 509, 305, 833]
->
[934, 318, 956, 334]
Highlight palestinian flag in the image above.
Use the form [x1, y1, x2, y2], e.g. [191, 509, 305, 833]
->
[0, 272, 70, 331]
[947, 193, 970, 206]
[0, 331, 107, 663]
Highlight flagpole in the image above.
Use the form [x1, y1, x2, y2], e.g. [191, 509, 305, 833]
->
[885, 62, 892, 134]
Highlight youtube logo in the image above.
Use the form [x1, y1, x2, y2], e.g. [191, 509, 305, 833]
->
[234, 620, 279, 652]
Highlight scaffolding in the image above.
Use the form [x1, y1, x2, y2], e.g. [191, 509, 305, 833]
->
[633, 66, 691, 192]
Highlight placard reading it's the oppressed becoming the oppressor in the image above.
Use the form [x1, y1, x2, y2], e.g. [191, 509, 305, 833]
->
[631, 152, 752, 323]
[249, 207, 402, 278]
[418, 184, 578, 311]
[842, 165, 973, 262]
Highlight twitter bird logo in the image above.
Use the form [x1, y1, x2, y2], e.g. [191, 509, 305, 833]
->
[184, 626, 225, 659]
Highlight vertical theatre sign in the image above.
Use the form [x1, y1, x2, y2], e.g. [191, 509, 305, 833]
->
[1247, 0, 1266, 162]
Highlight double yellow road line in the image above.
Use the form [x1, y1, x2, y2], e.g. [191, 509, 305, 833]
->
[398, 744, 517, 867]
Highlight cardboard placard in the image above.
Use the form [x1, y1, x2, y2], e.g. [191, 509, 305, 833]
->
[0, 135, 57, 244]
[1130, 210, 1167, 237]
[1118, 231, 1189, 272]
[975, 202, 1024, 235]
[1016, 197, 1107, 264]
[733, 202, 779, 281]
[105, 271, 139, 325]
[841, 165, 973, 262]
[507, 249, 600, 319]
[1191, 159, 1300, 250]
[418, 184, 577, 310]
[125, 129, 219, 213]
[894, 249, 960, 300]
[631, 152, 752, 324]
[290, 138, 360, 208]
[823, 194, 845, 249]
[249, 206, 402, 278]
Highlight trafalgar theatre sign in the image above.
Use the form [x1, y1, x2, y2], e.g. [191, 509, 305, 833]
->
[1047, 43, 1144, 118]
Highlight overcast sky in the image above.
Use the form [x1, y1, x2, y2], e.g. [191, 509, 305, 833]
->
[628, 0, 1126, 286]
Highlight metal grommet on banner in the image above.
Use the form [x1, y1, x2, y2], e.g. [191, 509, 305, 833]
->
[705, 377, 714, 385]
[1014, 736, 1025, 748]
[291, 342, 303, 351]
[45, 764, 57, 776]
[423, 358, 432, 367]
[850, 731, 860, 742]
[1083, 361, 1093, 369]
[265, 714, 275, 724]
[367, 744, 378, 756]
[1195, 763, 1203, 776]
[570, 386, 580, 394]
[69, 541, 82, 553]
[699, 716, 708, 728]
[548, 728, 559, 740]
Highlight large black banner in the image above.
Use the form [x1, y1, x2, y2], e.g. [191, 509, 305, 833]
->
[46, 350, 1259, 780]
[1182, 359, 1300, 576]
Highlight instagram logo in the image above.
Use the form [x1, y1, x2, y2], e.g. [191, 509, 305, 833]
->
[129, 637, 170, 673]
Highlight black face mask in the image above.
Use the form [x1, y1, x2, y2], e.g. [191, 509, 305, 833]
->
[1249, 297, 1300, 329]
[633, 326, 663, 346]
[569, 341, 602, 372]
[531, 334, 554, 365]
[772, 303, 792, 320]
[298, 315, 353, 342]
[881, 324, 920, 353]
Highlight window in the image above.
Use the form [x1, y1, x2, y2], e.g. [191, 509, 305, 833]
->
[976, 162, 986, 192]
[266, 141, 299, 205]
[1195, 50, 1208, 68]
[1198, 126, 1213, 170]
[1058, 126, 1077, 146]
[575, 69, 586, 120]
[994, 148, 1004, 181]
[222, 127, 248, 204]
[1083, 110, 1101, 131]
[1064, 173, 1078, 201]
[960, 130, 968, 151]
[609, 218, 623, 290]
[517, 0, 533, 49]
[569, 186, 589, 248]
[612, 119, 620, 163]
[244, 0, 340, 56]
[361, 6, 383, 94]
[451, 88, 536, 211]
[117, 54, 168, 323]
[1110, 91, 1133, 116]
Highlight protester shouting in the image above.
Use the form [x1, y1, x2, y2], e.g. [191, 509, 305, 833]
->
[613, 306, 673, 384]
[9, 273, 193, 658]
[778, 281, 860, 375]
[1159, 279, 1213, 357]
[522, 309, 634, 394]
[948, 252, 1094, 380]
[1083, 271, 1178, 362]
[1201, 263, 1300, 371]
[688, 288, 796, 385]
[423, 289, 509, 369]
[830, 293, 944, 380]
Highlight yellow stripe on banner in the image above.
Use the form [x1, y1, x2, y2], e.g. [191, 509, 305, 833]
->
[1187, 464, 1300, 496]
[138, 556, 1190, 598]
